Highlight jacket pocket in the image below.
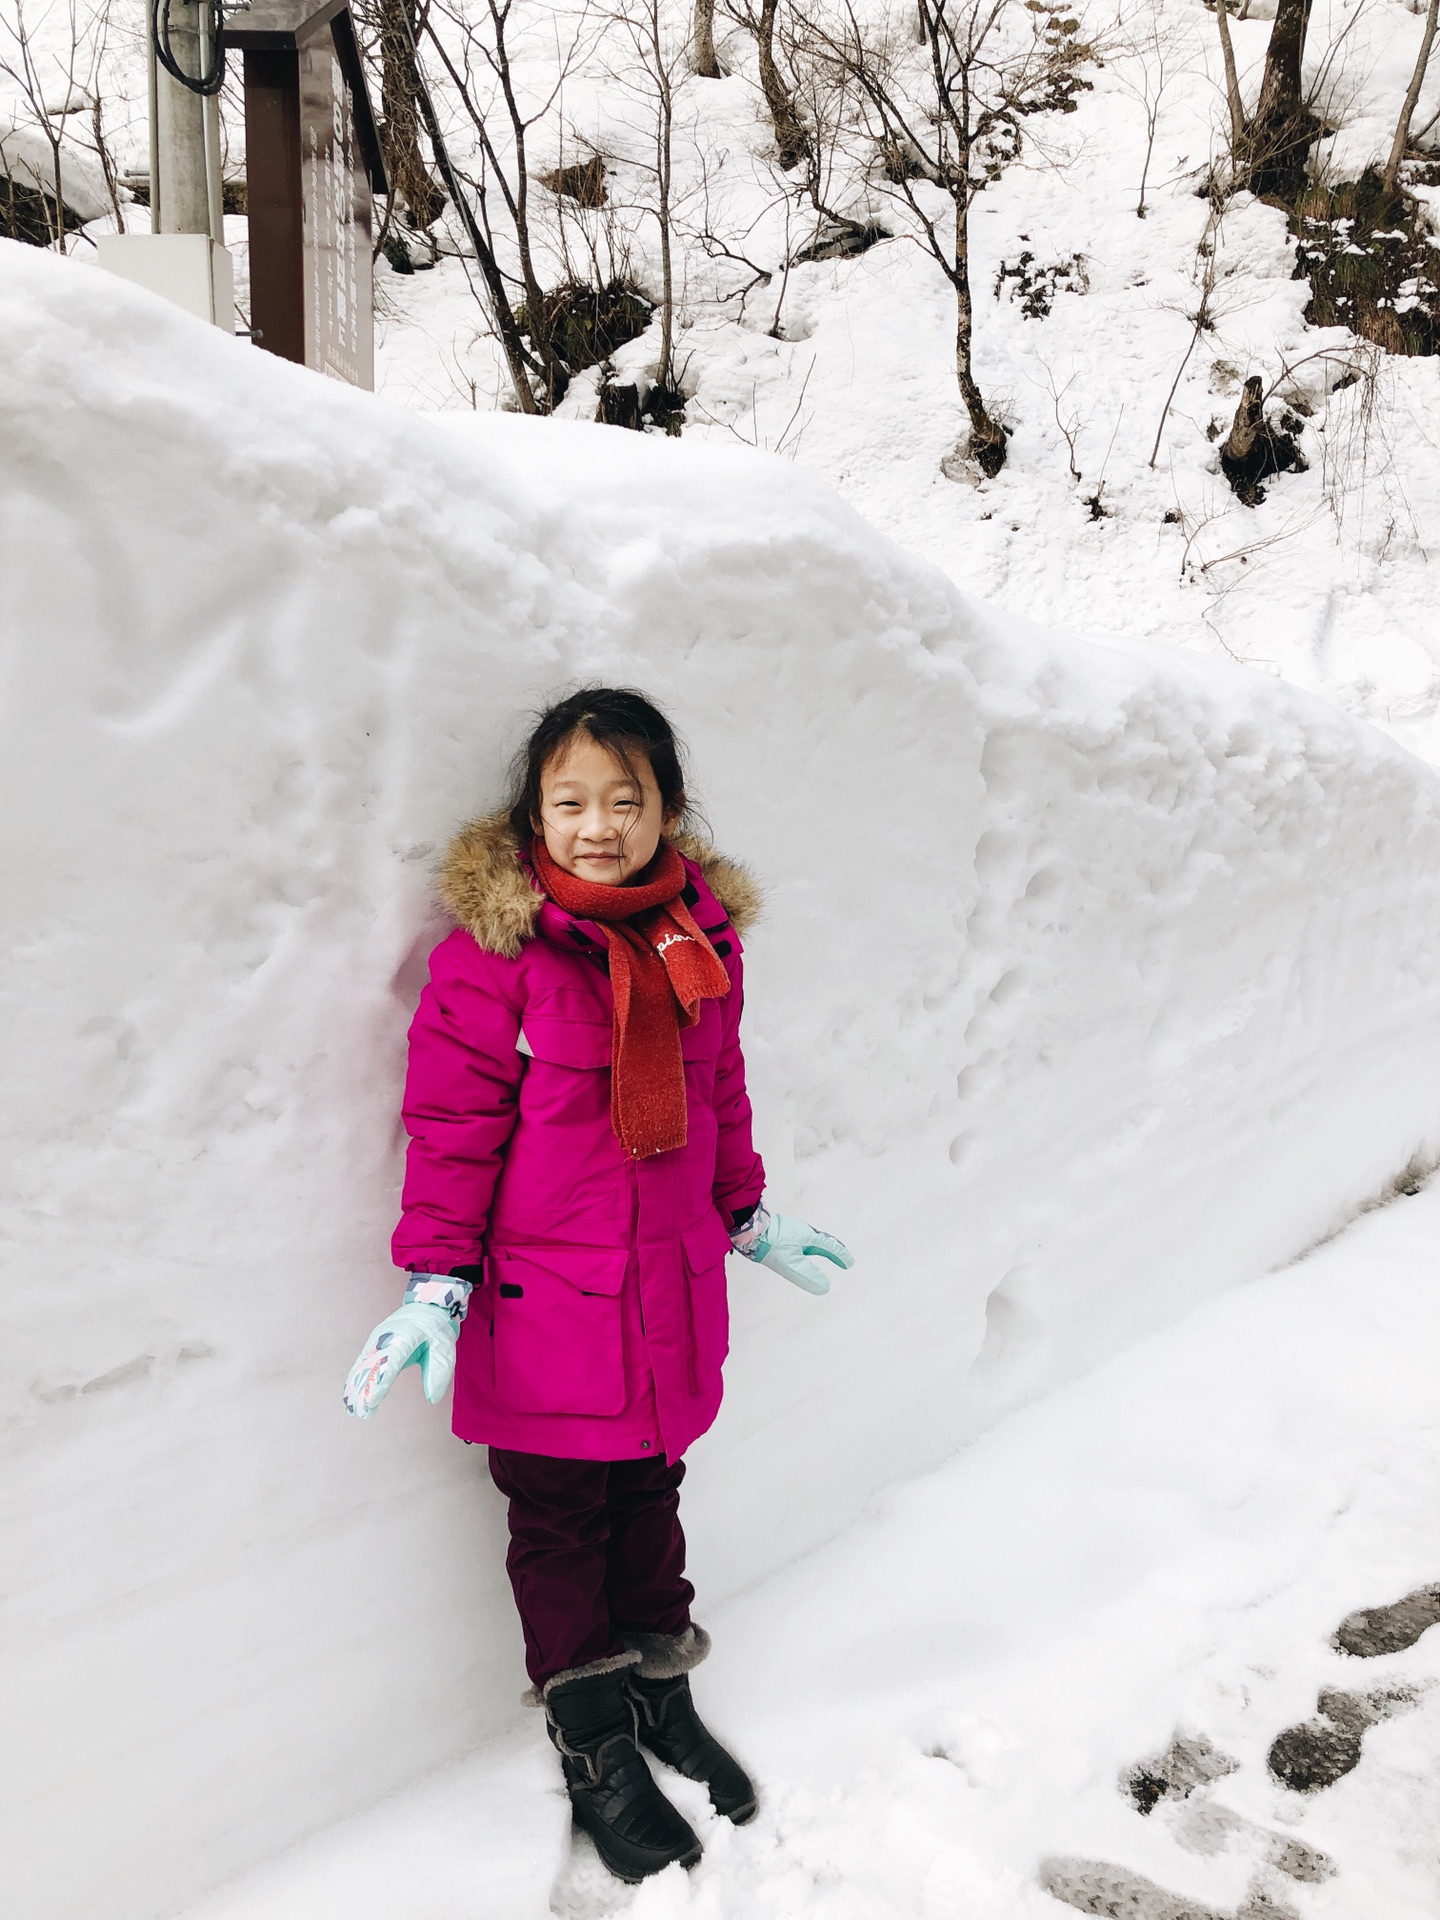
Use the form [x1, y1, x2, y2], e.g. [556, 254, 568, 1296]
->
[521, 990, 613, 1070]
[488, 1244, 629, 1416]
[681, 1211, 731, 1395]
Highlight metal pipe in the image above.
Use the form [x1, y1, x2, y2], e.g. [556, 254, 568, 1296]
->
[147, 22, 162, 229]
[198, 0, 225, 243]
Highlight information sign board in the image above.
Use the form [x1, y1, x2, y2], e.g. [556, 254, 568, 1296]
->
[227, 1, 386, 388]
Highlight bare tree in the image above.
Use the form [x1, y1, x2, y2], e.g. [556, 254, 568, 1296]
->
[1242, 0, 1314, 196]
[374, 0, 447, 232]
[0, 0, 118, 248]
[1148, 218, 1220, 466]
[604, 0, 686, 410]
[1382, 0, 1439, 198]
[756, 0, 810, 166]
[1213, 0, 1244, 155]
[88, 82, 126, 230]
[390, 1, 543, 409]
[795, 0, 1095, 476]
[763, 2, 872, 250]
[692, 0, 722, 76]
[1114, 6, 1191, 219]
[422, 0, 598, 406]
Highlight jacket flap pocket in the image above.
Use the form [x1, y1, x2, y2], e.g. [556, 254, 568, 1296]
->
[519, 1013, 613, 1070]
[681, 1211, 732, 1272]
[492, 1244, 628, 1296]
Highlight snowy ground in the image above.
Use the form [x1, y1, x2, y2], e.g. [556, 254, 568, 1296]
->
[7, 240, 1440, 1918]
[180, 1176, 1440, 1920]
[7, 0, 1440, 1909]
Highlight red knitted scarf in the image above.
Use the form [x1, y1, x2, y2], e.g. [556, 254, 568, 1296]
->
[530, 837, 731, 1158]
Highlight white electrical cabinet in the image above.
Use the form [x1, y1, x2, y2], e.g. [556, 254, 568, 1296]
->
[96, 232, 235, 331]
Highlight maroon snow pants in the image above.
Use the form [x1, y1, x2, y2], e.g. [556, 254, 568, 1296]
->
[488, 1449, 695, 1685]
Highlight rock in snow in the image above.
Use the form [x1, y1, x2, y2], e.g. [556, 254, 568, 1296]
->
[3, 240, 1440, 1919]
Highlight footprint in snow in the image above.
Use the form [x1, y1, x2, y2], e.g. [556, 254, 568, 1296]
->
[1331, 1582, 1440, 1659]
[1266, 1682, 1425, 1793]
[1262, 1581, 1440, 1792]
[1040, 1585, 1440, 1917]
[1042, 1731, 1332, 1918]
[1165, 1798, 1332, 1886]
[1039, 1857, 1298, 1920]
[1043, 1718, 1346, 1919]
[1124, 1732, 1238, 1816]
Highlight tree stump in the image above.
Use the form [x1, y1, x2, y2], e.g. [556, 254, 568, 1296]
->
[1219, 374, 1306, 504]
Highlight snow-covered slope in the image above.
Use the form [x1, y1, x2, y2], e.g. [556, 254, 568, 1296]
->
[4, 239, 1440, 1920]
[364, 0, 1440, 763]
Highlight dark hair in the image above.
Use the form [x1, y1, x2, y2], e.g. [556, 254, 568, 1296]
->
[507, 687, 690, 843]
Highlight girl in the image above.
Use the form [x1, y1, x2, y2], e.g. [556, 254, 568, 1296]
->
[343, 689, 851, 1884]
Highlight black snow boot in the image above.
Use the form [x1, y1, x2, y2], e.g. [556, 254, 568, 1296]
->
[627, 1672, 758, 1824]
[544, 1666, 703, 1883]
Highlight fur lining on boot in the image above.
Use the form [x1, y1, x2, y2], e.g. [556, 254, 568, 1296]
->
[623, 1624, 712, 1680]
[522, 1647, 644, 1709]
[438, 813, 762, 959]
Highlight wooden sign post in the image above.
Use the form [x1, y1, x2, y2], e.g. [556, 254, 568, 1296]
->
[226, 0, 387, 387]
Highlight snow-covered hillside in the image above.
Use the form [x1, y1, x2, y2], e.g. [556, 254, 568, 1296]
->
[4, 240, 1440, 1919]
[8, 0, 1439, 754]
[362, 0, 1440, 762]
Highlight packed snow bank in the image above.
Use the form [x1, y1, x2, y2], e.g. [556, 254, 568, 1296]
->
[179, 1178, 1440, 1920]
[3, 240, 1440, 1920]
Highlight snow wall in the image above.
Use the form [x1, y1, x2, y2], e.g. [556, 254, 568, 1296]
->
[4, 239, 1440, 1920]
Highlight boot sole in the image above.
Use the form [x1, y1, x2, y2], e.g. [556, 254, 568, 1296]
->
[571, 1808, 702, 1883]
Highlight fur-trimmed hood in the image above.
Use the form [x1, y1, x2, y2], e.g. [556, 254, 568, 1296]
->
[438, 812, 762, 959]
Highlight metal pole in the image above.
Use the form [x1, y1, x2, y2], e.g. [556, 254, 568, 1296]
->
[198, 0, 225, 243]
[147, 24, 162, 229]
[154, 0, 213, 234]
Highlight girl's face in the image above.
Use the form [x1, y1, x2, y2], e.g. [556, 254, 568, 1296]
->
[538, 733, 671, 886]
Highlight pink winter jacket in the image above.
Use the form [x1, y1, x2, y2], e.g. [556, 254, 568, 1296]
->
[392, 815, 766, 1463]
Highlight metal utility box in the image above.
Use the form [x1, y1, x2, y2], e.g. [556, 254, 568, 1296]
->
[97, 232, 235, 328]
[225, 0, 387, 387]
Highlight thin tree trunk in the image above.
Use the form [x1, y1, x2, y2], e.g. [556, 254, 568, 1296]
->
[91, 94, 127, 231]
[1382, 0, 1439, 198]
[1215, 0, 1245, 152]
[655, 50, 675, 391]
[403, 20, 539, 411]
[1243, 0, 1314, 196]
[1137, 102, 1158, 217]
[953, 188, 1003, 473]
[379, 0, 446, 226]
[691, 0, 720, 77]
[1253, 0, 1312, 124]
[477, 0, 571, 406]
[421, 5, 567, 407]
[756, 0, 808, 168]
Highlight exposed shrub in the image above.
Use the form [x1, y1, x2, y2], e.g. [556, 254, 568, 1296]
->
[539, 156, 608, 208]
[1291, 169, 1437, 357]
[993, 250, 1088, 319]
[0, 174, 80, 247]
[793, 221, 888, 264]
[515, 280, 652, 376]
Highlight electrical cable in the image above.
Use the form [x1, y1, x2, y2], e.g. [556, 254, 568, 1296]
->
[151, 0, 226, 98]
